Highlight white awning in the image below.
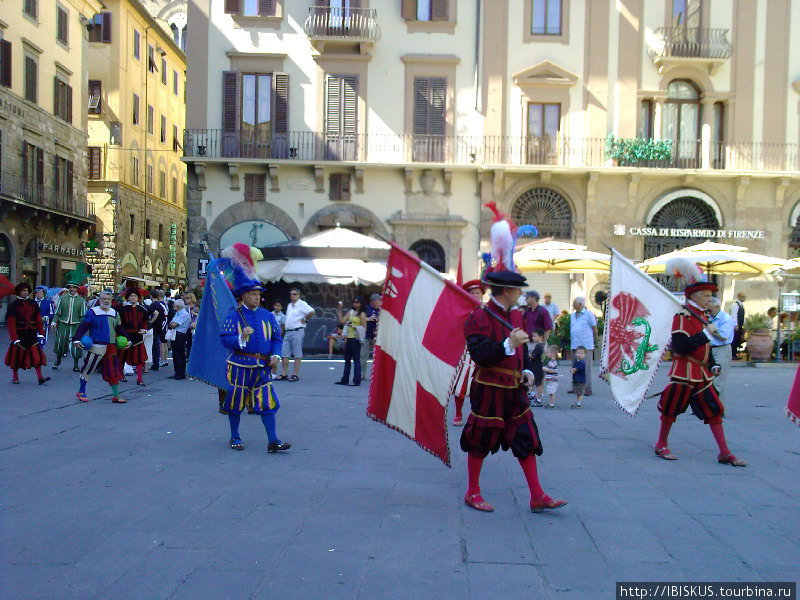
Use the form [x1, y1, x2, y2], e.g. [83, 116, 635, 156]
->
[257, 258, 386, 285]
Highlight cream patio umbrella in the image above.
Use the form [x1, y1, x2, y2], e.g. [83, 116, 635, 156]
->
[636, 241, 794, 275]
[514, 240, 610, 273]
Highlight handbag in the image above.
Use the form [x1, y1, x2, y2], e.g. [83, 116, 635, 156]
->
[165, 328, 177, 341]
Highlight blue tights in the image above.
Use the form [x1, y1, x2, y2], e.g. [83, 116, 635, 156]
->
[227, 411, 279, 444]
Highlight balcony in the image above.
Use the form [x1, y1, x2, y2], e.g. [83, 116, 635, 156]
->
[303, 6, 380, 52]
[182, 130, 800, 174]
[0, 170, 95, 220]
[648, 28, 732, 74]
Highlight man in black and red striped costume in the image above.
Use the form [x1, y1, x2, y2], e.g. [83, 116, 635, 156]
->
[654, 259, 746, 467]
[4, 282, 50, 385]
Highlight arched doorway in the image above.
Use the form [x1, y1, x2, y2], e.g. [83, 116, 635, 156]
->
[645, 194, 720, 290]
[410, 239, 446, 272]
[510, 187, 573, 240]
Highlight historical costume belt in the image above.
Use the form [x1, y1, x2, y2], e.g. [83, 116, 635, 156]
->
[684, 355, 710, 369]
[234, 351, 272, 361]
[474, 366, 523, 389]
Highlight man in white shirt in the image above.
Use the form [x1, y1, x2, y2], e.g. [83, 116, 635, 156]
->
[278, 288, 315, 382]
[708, 296, 734, 407]
[168, 299, 191, 380]
[542, 293, 559, 321]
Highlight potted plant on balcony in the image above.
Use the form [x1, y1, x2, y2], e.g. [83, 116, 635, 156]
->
[744, 313, 773, 361]
[605, 135, 672, 166]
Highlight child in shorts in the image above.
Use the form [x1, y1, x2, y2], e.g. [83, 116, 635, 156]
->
[527, 329, 545, 407]
[570, 346, 587, 408]
[543, 345, 559, 408]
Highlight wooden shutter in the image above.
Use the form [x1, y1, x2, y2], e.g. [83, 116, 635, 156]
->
[0, 40, 11, 87]
[431, 0, 448, 21]
[88, 147, 102, 179]
[66, 160, 74, 200]
[25, 56, 37, 102]
[224, 0, 241, 14]
[429, 78, 445, 134]
[57, 8, 68, 44]
[54, 77, 61, 118]
[413, 78, 429, 135]
[325, 75, 341, 136]
[272, 72, 288, 134]
[343, 76, 357, 136]
[36, 148, 44, 185]
[244, 174, 266, 201]
[401, 0, 416, 20]
[222, 71, 239, 131]
[329, 173, 351, 201]
[101, 12, 112, 42]
[259, 0, 276, 15]
[22, 142, 28, 181]
[66, 83, 73, 124]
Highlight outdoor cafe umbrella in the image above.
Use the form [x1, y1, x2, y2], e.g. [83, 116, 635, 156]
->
[636, 240, 794, 275]
[514, 240, 611, 273]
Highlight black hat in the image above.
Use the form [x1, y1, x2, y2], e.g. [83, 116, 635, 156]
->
[15, 282, 31, 295]
[483, 271, 527, 289]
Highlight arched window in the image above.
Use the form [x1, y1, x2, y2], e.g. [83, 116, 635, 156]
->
[409, 239, 446, 273]
[663, 80, 701, 165]
[511, 187, 572, 240]
[219, 220, 290, 249]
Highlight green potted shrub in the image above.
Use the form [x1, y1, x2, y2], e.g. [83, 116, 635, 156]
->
[744, 313, 773, 361]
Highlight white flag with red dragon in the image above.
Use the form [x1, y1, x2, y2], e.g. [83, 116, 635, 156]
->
[367, 243, 479, 466]
[600, 249, 682, 415]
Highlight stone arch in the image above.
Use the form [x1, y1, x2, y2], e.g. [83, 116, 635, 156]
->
[509, 187, 575, 240]
[142, 255, 153, 274]
[208, 201, 300, 252]
[155, 257, 164, 275]
[658, 65, 714, 94]
[645, 188, 723, 227]
[0, 230, 16, 282]
[788, 198, 800, 228]
[120, 252, 139, 277]
[302, 203, 391, 239]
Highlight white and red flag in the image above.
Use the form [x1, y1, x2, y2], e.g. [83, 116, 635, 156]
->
[367, 243, 479, 466]
[600, 249, 682, 415]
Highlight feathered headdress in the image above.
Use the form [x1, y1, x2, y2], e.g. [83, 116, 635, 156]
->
[218, 243, 265, 297]
[666, 258, 717, 296]
[480, 202, 528, 288]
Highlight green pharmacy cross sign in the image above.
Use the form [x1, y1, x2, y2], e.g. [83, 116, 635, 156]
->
[84, 239, 99, 253]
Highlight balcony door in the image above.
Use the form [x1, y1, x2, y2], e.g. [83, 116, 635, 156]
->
[662, 80, 700, 167]
[325, 74, 358, 161]
[671, 0, 703, 51]
[412, 77, 446, 162]
[316, 0, 361, 35]
[526, 102, 560, 165]
[241, 73, 272, 158]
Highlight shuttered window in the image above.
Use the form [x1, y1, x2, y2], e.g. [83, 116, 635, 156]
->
[24, 56, 37, 103]
[24, 0, 38, 19]
[133, 30, 140, 59]
[88, 12, 112, 42]
[222, 71, 240, 131]
[22, 143, 44, 189]
[0, 40, 11, 88]
[225, 0, 276, 16]
[325, 74, 358, 160]
[146, 164, 154, 193]
[57, 6, 69, 45]
[132, 93, 139, 125]
[54, 77, 73, 123]
[413, 77, 446, 135]
[88, 147, 102, 179]
[160, 114, 166, 143]
[88, 80, 101, 113]
[222, 71, 288, 133]
[161, 58, 167, 84]
[244, 174, 266, 201]
[173, 70, 178, 95]
[147, 104, 154, 134]
[131, 156, 140, 187]
[329, 173, 351, 201]
[159, 171, 166, 198]
[54, 156, 72, 203]
[402, 0, 448, 21]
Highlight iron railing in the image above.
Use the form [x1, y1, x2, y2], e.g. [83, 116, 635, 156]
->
[0, 170, 95, 219]
[182, 130, 800, 173]
[649, 27, 732, 60]
[303, 6, 380, 41]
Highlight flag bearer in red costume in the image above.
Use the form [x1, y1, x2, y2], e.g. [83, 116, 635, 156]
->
[654, 259, 746, 466]
[5, 282, 50, 385]
[119, 288, 150, 386]
[460, 203, 567, 513]
[451, 279, 485, 426]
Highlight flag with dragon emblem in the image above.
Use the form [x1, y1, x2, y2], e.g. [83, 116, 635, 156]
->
[600, 249, 682, 415]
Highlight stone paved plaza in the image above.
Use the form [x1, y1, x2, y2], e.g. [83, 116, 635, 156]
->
[1, 352, 798, 599]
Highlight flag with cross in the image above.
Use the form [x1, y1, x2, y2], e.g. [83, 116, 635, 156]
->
[367, 243, 480, 466]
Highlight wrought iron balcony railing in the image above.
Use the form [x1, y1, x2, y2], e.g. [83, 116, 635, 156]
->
[0, 170, 95, 219]
[303, 6, 380, 42]
[182, 130, 800, 173]
[649, 27, 732, 61]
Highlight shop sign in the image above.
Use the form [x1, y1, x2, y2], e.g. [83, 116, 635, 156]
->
[39, 242, 86, 256]
[197, 258, 208, 278]
[169, 224, 177, 269]
[613, 225, 765, 239]
[0, 265, 9, 275]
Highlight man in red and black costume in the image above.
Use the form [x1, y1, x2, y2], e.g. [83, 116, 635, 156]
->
[460, 270, 567, 513]
[4, 282, 50, 385]
[655, 270, 746, 466]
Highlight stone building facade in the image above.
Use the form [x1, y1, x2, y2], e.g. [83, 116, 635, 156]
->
[184, 0, 800, 315]
[1, 0, 102, 296]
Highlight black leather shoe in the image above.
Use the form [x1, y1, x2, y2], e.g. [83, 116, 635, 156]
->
[267, 442, 291, 453]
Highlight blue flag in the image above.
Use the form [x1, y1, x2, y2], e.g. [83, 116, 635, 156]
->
[187, 258, 237, 390]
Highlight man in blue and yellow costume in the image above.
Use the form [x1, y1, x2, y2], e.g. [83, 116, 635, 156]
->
[220, 243, 291, 453]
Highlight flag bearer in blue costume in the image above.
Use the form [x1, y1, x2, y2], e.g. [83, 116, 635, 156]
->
[72, 290, 130, 404]
[219, 243, 291, 453]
